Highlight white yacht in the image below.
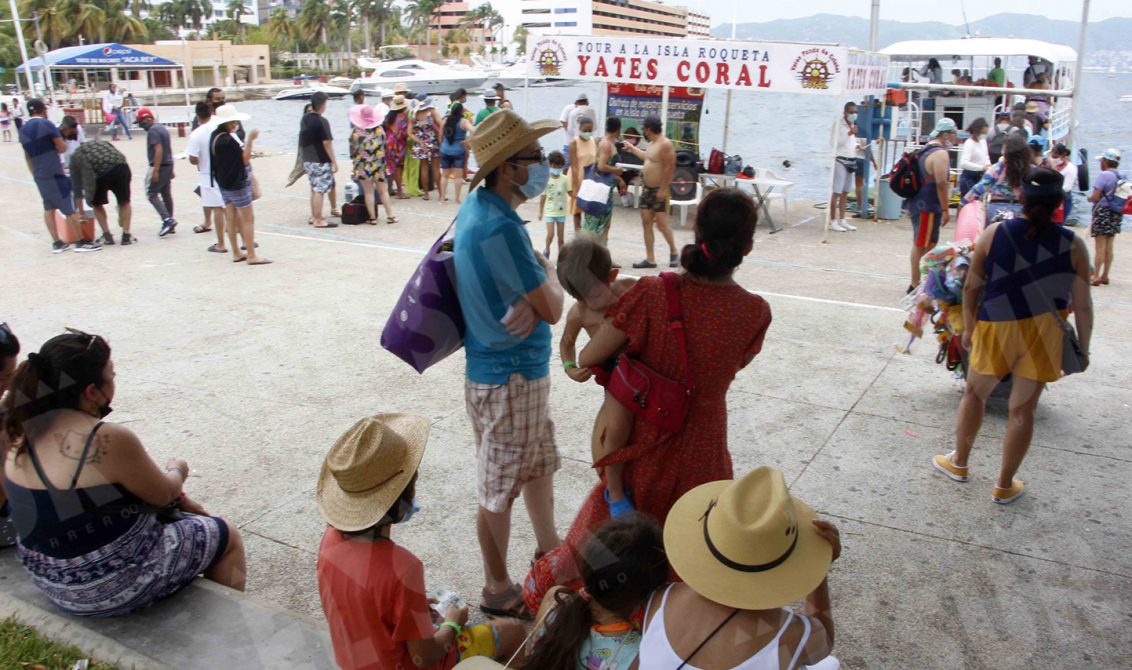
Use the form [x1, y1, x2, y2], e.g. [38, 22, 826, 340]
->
[352, 56, 487, 96]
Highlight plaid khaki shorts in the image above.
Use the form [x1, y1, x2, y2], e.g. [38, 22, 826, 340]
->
[465, 374, 559, 513]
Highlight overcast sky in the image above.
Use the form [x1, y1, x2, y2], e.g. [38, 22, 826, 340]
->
[700, 0, 1129, 26]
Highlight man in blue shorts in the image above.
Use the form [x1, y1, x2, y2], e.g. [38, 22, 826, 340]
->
[907, 118, 957, 292]
[20, 99, 100, 253]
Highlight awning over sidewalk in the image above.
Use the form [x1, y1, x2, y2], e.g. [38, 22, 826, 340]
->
[16, 43, 178, 72]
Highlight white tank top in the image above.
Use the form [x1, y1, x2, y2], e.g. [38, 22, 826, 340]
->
[639, 584, 811, 670]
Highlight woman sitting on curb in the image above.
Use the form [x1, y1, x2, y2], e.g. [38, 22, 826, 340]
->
[316, 414, 526, 670]
[1, 329, 245, 617]
[641, 466, 842, 670]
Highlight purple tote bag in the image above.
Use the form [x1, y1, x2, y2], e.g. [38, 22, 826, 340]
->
[381, 219, 465, 373]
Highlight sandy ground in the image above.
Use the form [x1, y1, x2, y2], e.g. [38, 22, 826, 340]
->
[1, 125, 1130, 669]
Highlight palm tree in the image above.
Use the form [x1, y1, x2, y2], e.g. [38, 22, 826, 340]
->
[128, 0, 149, 19]
[299, 0, 332, 69]
[267, 7, 297, 51]
[19, 0, 71, 50]
[69, 0, 106, 44]
[183, 0, 211, 33]
[106, 1, 149, 42]
[462, 3, 502, 57]
[405, 0, 441, 61]
[513, 24, 528, 56]
[226, 0, 247, 21]
[331, 0, 352, 57]
[373, 0, 396, 47]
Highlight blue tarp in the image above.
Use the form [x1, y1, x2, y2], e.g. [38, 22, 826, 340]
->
[16, 43, 178, 72]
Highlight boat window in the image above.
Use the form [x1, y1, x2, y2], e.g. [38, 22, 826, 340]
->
[380, 70, 413, 78]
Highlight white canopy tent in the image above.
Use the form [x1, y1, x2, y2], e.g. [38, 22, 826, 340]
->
[16, 43, 192, 107]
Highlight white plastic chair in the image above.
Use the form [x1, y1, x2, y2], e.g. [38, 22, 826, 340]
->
[670, 183, 703, 228]
[753, 167, 795, 222]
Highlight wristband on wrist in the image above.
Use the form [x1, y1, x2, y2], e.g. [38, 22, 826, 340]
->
[563, 360, 578, 369]
[440, 621, 462, 636]
[167, 466, 188, 480]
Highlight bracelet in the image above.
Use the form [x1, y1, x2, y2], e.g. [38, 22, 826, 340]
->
[563, 360, 578, 369]
[167, 466, 188, 480]
[440, 621, 462, 636]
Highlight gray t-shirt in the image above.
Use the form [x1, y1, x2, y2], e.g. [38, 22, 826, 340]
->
[19, 117, 63, 180]
[146, 123, 173, 167]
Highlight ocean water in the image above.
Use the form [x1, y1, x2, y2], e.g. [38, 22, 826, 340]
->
[242, 72, 1130, 201]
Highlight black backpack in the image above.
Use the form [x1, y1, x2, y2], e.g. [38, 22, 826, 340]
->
[888, 145, 943, 199]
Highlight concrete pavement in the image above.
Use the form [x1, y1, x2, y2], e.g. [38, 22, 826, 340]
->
[1, 130, 1129, 669]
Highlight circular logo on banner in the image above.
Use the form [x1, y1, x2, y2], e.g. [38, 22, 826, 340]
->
[102, 47, 113, 56]
[531, 38, 567, 78]
[790, 48, 842, 91]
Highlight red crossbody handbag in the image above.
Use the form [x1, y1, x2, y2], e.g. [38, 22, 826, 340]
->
[606, 273, 692, 433]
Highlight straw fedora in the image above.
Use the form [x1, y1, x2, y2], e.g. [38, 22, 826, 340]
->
[663, 466, 832, 610]
[393, 82, 409, 94]
[350, 104, 382, 130]
[468, 110, 557, 191]
[316, 414, 430, 532]
[389, 95, 408, 112]
[213, 104, 251, 124]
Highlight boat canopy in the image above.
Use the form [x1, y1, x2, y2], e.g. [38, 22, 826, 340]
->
[881, 38, 1076, 65]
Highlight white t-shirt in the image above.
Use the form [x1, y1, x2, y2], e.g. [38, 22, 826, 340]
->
[186, 122, 217, 187]
[560, 103, 593, 142]
[832, 118, 860, 159]
[373, 101, 390, 120]
[102, 90, 123, 115]
[1056, 159, 1078, 194]
[959, 137, 990, 172]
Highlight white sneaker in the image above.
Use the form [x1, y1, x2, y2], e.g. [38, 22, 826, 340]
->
[620, 193, 631, 207]
[829, 219, 848, 232]
[842, 219, 857, 231]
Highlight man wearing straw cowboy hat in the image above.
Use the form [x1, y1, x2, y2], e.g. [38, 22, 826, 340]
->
[455, 110, 566, 619]
[316, 415, 526, 670]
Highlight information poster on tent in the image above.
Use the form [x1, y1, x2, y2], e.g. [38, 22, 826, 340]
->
[530, 35, 888, 96]
[606, 84, 705, 153]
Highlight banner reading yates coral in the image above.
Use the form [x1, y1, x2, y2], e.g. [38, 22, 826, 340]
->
[529, 35, 888, 97]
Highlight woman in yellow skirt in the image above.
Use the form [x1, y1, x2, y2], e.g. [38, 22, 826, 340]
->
[933, 167, 1093, 504]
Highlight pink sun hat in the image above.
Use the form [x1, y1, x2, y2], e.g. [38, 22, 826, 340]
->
[350, 105, 382, 130]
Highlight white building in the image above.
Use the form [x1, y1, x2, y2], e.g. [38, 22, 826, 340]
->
[518, 0, 707, 39]
[168, 0, 260, 38]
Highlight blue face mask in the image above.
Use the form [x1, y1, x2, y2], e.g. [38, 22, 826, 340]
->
[400, 499, 420, 524]
[515, 162, 550, 200]
[550, 167, 563, 177]
[847, 113, 858, 123]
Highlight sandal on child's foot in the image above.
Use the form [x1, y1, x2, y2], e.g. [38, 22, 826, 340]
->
[479, 584, 533, 620]
[604, 488, 636, 518]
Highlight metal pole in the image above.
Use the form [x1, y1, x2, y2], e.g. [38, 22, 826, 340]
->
[1068, 0, 1089, 150]
[7, 0, 34, 92]
[869, 0, 880, 52]
[32, 13, 53, 104]
[721, 4, 737, 153]
[660, 85, 669, 137]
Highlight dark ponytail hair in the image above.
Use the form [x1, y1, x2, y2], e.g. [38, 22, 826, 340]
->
[443, 103, 463, 141]
[681, 188, 757, 278]
[1002, 133, 1030, 191]
[523, 516, 669, 670]
[2, 330, 111, 452]
[1020, 166, 1065, 240]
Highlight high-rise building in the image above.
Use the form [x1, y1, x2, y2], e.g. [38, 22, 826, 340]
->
[686, 10, 712, 38]
[520, 0, 705, 39]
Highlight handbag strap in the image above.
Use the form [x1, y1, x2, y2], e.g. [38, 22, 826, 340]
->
[660, 272, 691, 386]
[995, 221, 1076, 339]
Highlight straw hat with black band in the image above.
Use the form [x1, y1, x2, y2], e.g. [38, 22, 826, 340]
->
[389, 95, 408, 112]
[663, 466, 832, 610]
[316, 414, 430, 532]
[468, 110, 557, 191]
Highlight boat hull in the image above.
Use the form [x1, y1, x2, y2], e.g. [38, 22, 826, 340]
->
[351, 76, 487, 96]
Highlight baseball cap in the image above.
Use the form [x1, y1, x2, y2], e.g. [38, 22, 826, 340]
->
[1102, 148, 1121, 164]
[929, 117, 957, 138]
[576, 93, 589, 103]
[492, 82, 505, 91]
[25, 98, 46, 114]
[136, 107, 155, 121]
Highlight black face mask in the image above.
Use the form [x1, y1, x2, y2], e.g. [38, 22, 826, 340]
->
[94, 387, 113, 419]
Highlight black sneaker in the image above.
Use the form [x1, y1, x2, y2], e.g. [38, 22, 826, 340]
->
[73, 239, 102, 253]
[632, 260, 658, 269]
[100, 231, 116, 245]
[159, 219, 177, 237]
[669, 253, 678, 268]
[52, 240, 71, 254]
[120, 232, 136, 246]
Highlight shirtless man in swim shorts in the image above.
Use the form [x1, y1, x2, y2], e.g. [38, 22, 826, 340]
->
[621, 115, 677, 268]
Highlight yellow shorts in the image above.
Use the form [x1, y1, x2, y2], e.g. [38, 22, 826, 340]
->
[457, 623, 498, 660]
[969, 312, 1066, 383]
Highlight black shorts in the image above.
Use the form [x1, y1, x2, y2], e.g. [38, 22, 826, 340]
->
[92, 163, 131, 207]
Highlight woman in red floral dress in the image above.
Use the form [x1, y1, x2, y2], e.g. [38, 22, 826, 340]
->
[524, 188, 772, 611]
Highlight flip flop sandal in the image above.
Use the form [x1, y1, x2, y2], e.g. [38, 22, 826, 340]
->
[233, 256, 247, 263]
[313, 222, 339, 228]
[240, 243, 260, 250]
[479, 584, 533, 621]
[206, 244, 226, 253]
[247, 258, 273, 265]
[194, 225, 212, 234]
[387, 217, 398, 224]
[330, 209, 341, 217]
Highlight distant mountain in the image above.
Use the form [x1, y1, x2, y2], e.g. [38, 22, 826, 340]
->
[713, 13, 1132, 56]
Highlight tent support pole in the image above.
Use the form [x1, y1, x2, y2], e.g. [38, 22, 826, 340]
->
[660, 85, 669, 139]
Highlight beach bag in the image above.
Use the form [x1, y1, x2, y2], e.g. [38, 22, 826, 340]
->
[724, 154, 743, 177]
[708, 148, 725, 174]
[1114, 174, 1132, 215]
[888, 145, 942, 199]
[607, 273, 691, 433]
[576, 165, 613, 217]
[381, 218, 465, 373]
[341, 202, 368, 224]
